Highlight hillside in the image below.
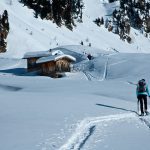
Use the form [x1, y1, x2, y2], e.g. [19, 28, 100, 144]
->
[1, 47, 150, 150]
[1, 0, 150, 59]
[1, 1, 150, 150]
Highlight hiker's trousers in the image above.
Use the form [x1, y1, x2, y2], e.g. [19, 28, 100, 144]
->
[137, 95, 147, 113]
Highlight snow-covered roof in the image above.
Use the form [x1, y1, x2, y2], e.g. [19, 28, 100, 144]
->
[36, 54, 76, 64]
[23, 51, 51, 59]
[55, 54, 76, 62]
[52, 50, 64, 56]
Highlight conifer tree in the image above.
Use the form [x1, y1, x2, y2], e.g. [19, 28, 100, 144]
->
[19, 0, 84, 30]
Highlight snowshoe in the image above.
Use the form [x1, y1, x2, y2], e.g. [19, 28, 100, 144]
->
[145, 111, 149, 116]
[139, 112, 144, 116]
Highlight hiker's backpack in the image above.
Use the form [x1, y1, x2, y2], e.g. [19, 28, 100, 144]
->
[137, 79, 146, 92]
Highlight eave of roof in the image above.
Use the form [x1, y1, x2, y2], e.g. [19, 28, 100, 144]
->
[23, 51, 51, 59]
[36, 54, 76, 64]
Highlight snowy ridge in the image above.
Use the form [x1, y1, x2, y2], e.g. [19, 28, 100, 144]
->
[59, 113, 136, 150]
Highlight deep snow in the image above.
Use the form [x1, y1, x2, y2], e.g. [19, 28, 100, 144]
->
[1, 0, 150, 150]
[1, 46, 150, 150]
[1, 0, 150, 58]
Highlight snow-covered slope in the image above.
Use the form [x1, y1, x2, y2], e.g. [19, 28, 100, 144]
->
[1, 1, 150, 150]
[0, 45, 150, 150]
[1, 0, 150, 58]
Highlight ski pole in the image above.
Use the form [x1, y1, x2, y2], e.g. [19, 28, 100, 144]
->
[137, 99, 140, 114]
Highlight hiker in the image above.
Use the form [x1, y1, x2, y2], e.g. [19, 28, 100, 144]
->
[87, 53, 92, 60]
[136, 79, 150, 116]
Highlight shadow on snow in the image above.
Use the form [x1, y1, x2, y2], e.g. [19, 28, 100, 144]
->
[96, 103, 137, 114]
[96, 103, 150, 129]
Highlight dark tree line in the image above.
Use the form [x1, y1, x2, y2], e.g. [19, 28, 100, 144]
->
[94, 17, 104, 26]
[0, 10, 9, 52]
[108, 0, 118, 2]
[94, 0, 150, 43]
[119, 0, 150, 33]
[19, 0, 84, 30]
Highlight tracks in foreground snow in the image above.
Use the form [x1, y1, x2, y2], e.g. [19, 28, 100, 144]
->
[139, 117, 150, 129]
[59, 113, 139, 150]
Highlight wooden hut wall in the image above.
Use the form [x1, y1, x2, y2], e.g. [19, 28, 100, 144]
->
[41, 61, 56, 76]
[56, 59, 71, 72]
[27, 57, 39, 71]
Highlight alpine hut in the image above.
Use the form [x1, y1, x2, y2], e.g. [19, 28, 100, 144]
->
[36, 51, 76, 78]
[23, 51, 51, 72]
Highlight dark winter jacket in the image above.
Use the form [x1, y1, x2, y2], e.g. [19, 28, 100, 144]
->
[136, 85, 150, 97]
